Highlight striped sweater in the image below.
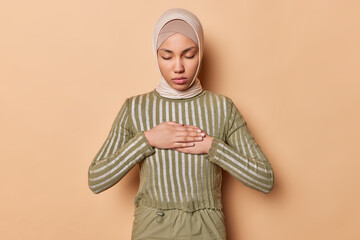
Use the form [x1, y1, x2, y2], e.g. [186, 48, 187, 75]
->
[88, 90, 274, 212]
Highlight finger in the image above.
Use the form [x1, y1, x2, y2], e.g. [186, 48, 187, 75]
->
[176, 125, 202, 132]
[176, 131, 205, 137]
[174, 148, 193, 154]
[172, 142, 195, 148]
[176, 136, 203, 143]
[184, 125, 204, 132]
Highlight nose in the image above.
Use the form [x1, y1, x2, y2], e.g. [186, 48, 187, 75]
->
[173, 58, 185, 73]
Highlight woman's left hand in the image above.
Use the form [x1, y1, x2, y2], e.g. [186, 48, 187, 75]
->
[174, 132, 213, 154]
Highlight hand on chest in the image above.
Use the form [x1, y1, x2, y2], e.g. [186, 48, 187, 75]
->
[129, 96, 227, 139]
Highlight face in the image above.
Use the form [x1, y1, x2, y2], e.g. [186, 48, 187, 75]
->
[157, 33, 199, 91]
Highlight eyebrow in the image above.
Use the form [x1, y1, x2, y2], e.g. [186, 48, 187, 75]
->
[159, 46, 197, 53]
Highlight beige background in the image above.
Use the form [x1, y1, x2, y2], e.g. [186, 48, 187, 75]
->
[1, 0, 359, 239]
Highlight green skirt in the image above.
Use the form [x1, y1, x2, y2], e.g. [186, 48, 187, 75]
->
[131, 205, 226, 240]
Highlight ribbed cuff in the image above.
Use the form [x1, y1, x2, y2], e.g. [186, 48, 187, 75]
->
[137, 131, 156, 158]
[207, 137, 225, 164]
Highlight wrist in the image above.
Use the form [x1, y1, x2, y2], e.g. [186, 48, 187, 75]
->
[204, 136, 214, 154]
[143, 130, 152, 146]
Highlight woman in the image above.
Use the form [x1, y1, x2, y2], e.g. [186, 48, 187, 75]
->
[88, 8, 274, 240]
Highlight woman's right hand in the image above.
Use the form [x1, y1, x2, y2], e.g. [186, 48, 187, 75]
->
[143, 122, 205, 149]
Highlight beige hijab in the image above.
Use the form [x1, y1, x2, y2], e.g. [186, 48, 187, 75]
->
[153, 8, 204, 99]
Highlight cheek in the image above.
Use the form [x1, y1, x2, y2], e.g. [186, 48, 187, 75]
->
[158, 61, 172, 78]
[163, 64, 173, 75]
[186, 61, 199, 74]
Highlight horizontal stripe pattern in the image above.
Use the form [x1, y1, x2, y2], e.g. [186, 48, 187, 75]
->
[88, 90, 274, 211]
[89, 132, 155, 194]
[207, 100, 274, 193]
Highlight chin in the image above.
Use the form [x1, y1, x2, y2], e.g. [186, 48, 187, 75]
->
[172, 85, 191, 91]
[166, 81, 191, 91]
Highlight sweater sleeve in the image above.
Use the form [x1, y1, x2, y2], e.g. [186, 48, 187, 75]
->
[88, 98, 155, 194]
[207, 98, 274, 193]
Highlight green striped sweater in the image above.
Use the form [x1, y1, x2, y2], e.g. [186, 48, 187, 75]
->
[88, 90, 274, 212]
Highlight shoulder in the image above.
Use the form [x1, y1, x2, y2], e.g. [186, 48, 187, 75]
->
[203, 90, 244, 121]
[121, 90, 159, 115]
[202, 90, 236, 107]
[126, 90, 156, 102]
[123, 90, 159, 110]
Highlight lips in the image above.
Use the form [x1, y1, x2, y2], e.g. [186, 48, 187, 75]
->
[172, 77, 187, 85]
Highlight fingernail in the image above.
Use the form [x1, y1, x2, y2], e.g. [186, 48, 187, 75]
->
[197, 137, 203, 140]
[197, 129, 201, 132]
[200, 133, 205, 137]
